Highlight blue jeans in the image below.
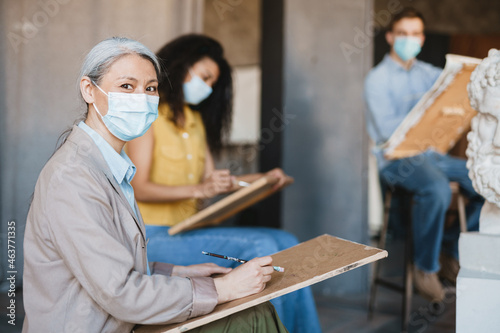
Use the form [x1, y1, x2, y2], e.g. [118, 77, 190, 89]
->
[145, 225, 322, 333]
[380, 151, 483, 273]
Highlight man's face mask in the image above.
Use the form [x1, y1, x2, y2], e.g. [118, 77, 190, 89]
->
[393, 36, 422, 62]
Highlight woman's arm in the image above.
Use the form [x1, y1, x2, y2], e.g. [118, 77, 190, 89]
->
[170, 258, 277, 305]
[204, 145, 289, 192]
[128, 127, 230, 201]
[44, 161, 217, 323]
[167, 260, 275, 304]
[171, 263, 231, 277]
[233, 168, 289, 191]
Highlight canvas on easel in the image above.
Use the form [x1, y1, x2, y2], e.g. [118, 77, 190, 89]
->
[168, 175, 294, 235]
[135, 234, 388, 333]
[383, 54, 482, 160]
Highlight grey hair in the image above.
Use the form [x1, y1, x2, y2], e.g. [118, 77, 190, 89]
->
[55, 37, 161, 150]
[468, 48, 500, 110]
[79, 36, 161, 88]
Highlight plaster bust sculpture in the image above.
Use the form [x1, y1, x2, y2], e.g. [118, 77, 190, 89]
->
[466, 48, 500, 234]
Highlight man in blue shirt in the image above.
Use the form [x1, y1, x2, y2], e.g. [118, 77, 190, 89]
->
[364, 8, 483, 302]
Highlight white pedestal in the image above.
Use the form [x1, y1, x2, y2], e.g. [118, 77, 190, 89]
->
[456, 268, 500, 333]
[457, 232, 500, 332]
[459, 232, 500, 274]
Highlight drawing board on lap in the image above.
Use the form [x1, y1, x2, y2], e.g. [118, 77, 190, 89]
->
[168, 175, 293, 235]
[135, 234, 388, 333]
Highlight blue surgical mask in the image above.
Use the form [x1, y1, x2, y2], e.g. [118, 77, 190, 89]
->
[92, 83, 159, 141]
[393, 36, 422, 62]
[183, 70, 213, 105]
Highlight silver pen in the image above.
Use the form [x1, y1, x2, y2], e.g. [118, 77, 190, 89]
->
[234, 180, 251, 187]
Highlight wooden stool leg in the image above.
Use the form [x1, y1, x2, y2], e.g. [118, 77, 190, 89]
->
[368, 191, 392, 318]
[457, 193, 467, 233]
[369, 190, 415, 331]
[402, 219, 413, 332]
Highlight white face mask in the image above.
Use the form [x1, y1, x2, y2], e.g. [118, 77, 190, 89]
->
[182, 70, 213, 105]
[92, 82, 159, 141]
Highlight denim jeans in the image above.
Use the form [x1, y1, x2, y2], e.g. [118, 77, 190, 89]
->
[380, 151, 483, 273]
[145, 225, 322, 333]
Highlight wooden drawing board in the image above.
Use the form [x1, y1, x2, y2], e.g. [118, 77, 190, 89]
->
[168, 176, 293, 235]
[136, 234, 388, 333]
[384, 54, 481, 160]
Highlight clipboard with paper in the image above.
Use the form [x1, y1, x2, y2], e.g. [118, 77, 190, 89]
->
[383, 54, 482, 160]
[168, 175, 294, 235]
[135, 234, 388, 333]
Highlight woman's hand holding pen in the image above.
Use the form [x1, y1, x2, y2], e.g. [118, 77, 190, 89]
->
[198, 169, 235, 199]
[213, 256, 274, 304]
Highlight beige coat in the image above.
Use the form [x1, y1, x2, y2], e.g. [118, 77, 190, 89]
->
[22, 126, 218, 333]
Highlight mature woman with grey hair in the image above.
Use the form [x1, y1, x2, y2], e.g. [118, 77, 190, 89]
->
[22, 37, 287, 333]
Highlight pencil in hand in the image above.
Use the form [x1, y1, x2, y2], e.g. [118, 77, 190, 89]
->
[202, 251, 285, 272]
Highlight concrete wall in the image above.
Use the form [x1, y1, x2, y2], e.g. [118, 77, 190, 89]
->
[282, 0, 373, 295]
[375, 0, 500, 34]
[0, 0, 203, 289]
[203, 0, 262, 144]
[203, 0, 260, 66]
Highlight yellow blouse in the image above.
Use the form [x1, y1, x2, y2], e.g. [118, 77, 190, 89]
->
[137, 104, 207, 226]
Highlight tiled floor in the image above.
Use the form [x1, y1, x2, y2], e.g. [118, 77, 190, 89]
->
[0, 238, 456, 333]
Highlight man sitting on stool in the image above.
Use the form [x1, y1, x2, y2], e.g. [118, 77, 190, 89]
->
[364, 7, 484, 302]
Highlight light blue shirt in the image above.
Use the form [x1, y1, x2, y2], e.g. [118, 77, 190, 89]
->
[364, 54, 442, 169]
[78, 121, 150, 275]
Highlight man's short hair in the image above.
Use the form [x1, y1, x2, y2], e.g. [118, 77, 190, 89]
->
[389, 7, 425, 31]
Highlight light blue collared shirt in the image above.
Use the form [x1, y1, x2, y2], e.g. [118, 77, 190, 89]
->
[78, 121, 151, 275]
[364, 54, 442, 169]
